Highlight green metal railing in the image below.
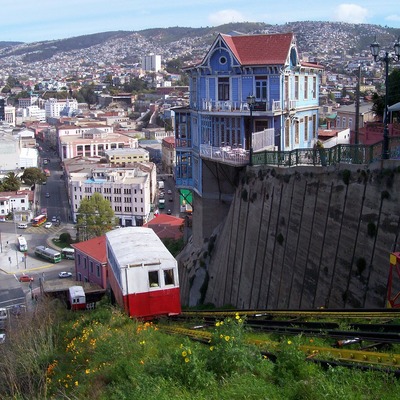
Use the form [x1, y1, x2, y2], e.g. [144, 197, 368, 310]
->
[252, 137, 400, 167]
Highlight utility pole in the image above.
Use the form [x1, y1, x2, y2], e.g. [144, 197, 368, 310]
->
[355, 65, 361, 145]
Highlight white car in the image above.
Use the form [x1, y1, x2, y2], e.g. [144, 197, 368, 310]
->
[18, 223, 28, 229]
[44, 222, 52, 228]
[59, 271, 72, 279]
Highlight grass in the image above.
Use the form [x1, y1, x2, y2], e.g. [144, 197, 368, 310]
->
[0, 299, 399, 399]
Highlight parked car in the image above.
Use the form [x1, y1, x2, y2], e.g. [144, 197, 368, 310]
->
[59, 271, 72, 279]
[19, 274, 34, 282]
[17, 223, 28, 229]
[44, 222, 52, 228]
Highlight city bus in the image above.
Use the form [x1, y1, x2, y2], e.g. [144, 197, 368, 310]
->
[61, 247, 75, 260]
[34, 246, 62, 263]
[32, 214, 47, 227]
[17, 236, 28, 252]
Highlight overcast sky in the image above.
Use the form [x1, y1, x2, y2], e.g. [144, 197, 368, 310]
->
[1, 1, 400, 43]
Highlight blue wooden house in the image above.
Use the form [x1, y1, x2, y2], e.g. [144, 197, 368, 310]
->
[174, 32, 323, 238]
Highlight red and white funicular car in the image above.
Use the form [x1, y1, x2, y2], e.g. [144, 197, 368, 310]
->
[106, 227, 181, 320]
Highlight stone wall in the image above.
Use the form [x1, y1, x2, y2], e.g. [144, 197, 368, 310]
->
[179, 162, 400, 310]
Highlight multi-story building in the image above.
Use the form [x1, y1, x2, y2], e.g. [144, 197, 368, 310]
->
[105, 148, 148, 165]
[174, 32, 323, 243]
[3, 106, 15, 126]
[0, 190, 33, 222]
[161, 136, 175, 174]
[58, 126, 137, 160]
[142, 54, 162, 72]
[44, 98, 79, 119]
[68, 165, 154, 226]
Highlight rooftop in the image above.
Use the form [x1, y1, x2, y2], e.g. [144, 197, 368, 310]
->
[106, 227, 175, 268]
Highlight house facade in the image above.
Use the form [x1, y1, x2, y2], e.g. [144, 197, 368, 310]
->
[72, 235, 108, 288]
[174, 32, 323, 196]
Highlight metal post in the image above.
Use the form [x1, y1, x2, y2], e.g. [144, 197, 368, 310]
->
[247, 95, 255, 166]
[355, 65, 361, 145]
[382, 52, 390, 160]
[249, 104, 253, 166]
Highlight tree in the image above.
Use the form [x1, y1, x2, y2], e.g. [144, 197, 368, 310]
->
[79, 85, 97, 105]
[2, 172, 21, 191]
[76, 193, 116, 241]
[372, 69, 400, 121]
[21, 168, 47, 186]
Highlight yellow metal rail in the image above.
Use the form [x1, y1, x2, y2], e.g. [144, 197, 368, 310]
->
[160, 325, 400, 369]
[182, 310, 400, 320]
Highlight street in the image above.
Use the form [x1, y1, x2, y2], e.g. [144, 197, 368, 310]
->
[1, 142, 74, 309]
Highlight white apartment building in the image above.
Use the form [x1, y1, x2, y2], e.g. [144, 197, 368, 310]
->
[0, 191, 32, 222]
[59, 127, 137, 161]
[141, 54, 162, 72]
[4, 106, 16, 126]
[68, 166, 153, 226]
[16, 106, 46, 124]
[57, 124, 113, 138]
[45, 98, 79, 119]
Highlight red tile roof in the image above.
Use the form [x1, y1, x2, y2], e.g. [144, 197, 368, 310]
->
[221, 33, 294, 65]
[71, 235, 107, 263]
[144, 214, 184, 240]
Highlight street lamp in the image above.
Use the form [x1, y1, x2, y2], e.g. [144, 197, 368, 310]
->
[246, 95, 256, 166]
[370, 37, 400, 159]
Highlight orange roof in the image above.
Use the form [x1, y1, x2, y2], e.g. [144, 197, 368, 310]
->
[71, 235, 107, 263]
[221, 33, 293, 65]
[144, 214, 184, 240]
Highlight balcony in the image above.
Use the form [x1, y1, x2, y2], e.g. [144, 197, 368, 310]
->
[200, 99, 282, 113]
[199, 144, 249, 166]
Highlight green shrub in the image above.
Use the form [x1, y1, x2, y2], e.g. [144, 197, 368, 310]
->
[59, 232, 73, 245]
[206, 314, 260, 379]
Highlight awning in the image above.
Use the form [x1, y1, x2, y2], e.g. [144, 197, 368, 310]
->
[388, 102, 400, 112]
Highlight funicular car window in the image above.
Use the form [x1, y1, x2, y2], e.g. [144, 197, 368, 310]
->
[149, 270, 159, 287]
[164, 269, 175, 285]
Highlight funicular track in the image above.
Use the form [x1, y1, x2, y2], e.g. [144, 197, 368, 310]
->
[159, 309, 400, 375]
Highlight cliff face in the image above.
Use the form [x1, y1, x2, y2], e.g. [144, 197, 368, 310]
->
[178, 163, 400, 310]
